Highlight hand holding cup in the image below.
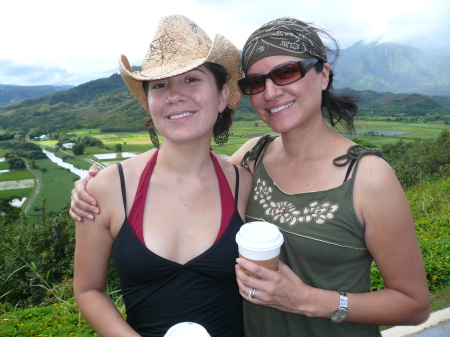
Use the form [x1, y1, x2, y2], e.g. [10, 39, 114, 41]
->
[236, 221, 284, 278]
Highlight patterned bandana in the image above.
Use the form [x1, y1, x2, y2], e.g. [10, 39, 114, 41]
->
[242, 17, 328, 74]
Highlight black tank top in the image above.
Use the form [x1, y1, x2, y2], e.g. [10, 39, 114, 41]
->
[111, 160, 244, 337]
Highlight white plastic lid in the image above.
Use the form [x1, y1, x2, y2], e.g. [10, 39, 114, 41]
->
[235, 221, 284, 251]
[164, 322, 211, 337]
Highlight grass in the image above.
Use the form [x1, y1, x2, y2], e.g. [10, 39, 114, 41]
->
[26, 158, 79, 217]
[430, 286, 450, 312]
[53, 150, 93, 171]
[0, 300, 99, 336]
[62, 121, 448, 158]
[0, 170, 34, 182]
[0, 187, 34, 199]
[352, 119, 449, 146]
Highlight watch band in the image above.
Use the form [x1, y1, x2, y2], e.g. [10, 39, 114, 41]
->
[330, 291, 348, 323]
[338, 292, 347, 308]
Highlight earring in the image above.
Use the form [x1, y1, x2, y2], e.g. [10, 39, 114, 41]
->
[213, 113, 229, 146]
[148, 120, 160, 149]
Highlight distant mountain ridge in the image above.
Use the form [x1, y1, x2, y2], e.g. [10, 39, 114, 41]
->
[1, 41, 449, 132]
[333, 41, 450, 96]
[0, 84, 73, 106]
[0, 74, 145, 132]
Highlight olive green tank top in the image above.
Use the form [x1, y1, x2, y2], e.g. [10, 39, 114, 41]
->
[242, 135, 383, 337]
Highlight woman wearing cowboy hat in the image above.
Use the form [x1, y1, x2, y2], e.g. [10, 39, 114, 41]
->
[73, 15, 251, 337]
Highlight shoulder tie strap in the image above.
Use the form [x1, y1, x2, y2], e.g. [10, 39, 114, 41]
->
[241, 134, 276, 170]
[333, 144, 383, 167]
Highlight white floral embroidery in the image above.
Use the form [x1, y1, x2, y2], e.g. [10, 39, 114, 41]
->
[253, 178, 272, 203]
[253, 178, 339, 226]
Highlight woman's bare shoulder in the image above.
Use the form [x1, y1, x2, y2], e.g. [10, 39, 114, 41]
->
[214, 153, 252, 186]
[355, 154, 396, 189]
[85, 164, 121, 198]
[86, 150, 156, 197]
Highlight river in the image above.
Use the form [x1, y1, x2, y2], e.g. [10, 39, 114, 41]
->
[42, 149, 89, 178]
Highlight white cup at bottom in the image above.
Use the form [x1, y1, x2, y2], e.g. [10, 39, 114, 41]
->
[164, 322, 211, 337]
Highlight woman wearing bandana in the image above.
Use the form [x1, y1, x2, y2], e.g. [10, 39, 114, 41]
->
[71, 18, 430, 337]
[230, 18, 429, 337]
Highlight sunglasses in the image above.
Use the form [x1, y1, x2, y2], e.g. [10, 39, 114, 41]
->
[238, 59, 320, 95]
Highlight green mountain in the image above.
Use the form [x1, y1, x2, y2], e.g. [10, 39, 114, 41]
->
[0, 74, 149, 132]
[334, 41, 450, 96]
[1, 53, 449, 133]
[0, 84, 73, 106]
[337, 89, 449, 116]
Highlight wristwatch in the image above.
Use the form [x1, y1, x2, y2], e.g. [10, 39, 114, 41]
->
[330, 292, 348, 323]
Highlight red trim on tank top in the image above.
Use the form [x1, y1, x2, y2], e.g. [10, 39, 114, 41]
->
[128, 150, 235, 245]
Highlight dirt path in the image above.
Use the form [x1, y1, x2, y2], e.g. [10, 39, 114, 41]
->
[23, 163, 40, 213]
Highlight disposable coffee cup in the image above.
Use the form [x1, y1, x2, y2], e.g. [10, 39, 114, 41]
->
[236, 221, 284, 277]
[164, 322, 211, 337]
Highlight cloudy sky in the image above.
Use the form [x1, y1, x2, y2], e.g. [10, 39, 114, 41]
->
[1, 0, 449, 86]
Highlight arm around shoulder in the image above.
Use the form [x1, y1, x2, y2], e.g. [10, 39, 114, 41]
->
[228, 136, 262, 170]
[70, 166, 102, 221]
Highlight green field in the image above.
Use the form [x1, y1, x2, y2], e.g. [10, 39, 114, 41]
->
[0, 187, 34, 199]
[66, 120, 448, 157]
[0, 120, 448, 217]
[352, 119, 449, 145]
[0, 169, 34, 182]
[26, 158, 79, 217]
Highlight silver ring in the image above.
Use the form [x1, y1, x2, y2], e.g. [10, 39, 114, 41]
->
[247, 288, 256, 300]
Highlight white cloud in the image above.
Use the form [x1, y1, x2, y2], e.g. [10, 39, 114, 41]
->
[1, 0, 448, 85]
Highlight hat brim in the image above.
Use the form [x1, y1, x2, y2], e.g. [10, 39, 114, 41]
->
[119, 34, 242, 114]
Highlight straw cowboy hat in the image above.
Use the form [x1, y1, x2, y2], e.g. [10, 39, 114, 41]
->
[119, 14, 242, 114]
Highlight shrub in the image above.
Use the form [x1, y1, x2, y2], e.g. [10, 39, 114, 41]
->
[72, 142, 85, 155]
[0, 299, 99, 336]
[7, 157, 26, 170]
[383, 130, 450, 188]
[0, 201, 120, 308]
[0, 203, 75, 306]
[27, 150, 47, 160]
[371, 177, 450, 291]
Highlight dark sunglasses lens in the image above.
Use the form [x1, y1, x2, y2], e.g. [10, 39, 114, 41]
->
[271, 63, 302, 85]
[239, 76, 265, 95]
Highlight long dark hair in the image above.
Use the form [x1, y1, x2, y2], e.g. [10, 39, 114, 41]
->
[310, 24, 358, 135]
[142, 63, 234, 137]
[315, 61, 358, 135]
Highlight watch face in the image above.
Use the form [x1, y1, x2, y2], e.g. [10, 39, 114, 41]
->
[331, 309, 348, 323]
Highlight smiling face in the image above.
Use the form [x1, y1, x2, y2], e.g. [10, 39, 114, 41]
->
[247, 55, 330, 135]
[146, 65, 229, 144]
